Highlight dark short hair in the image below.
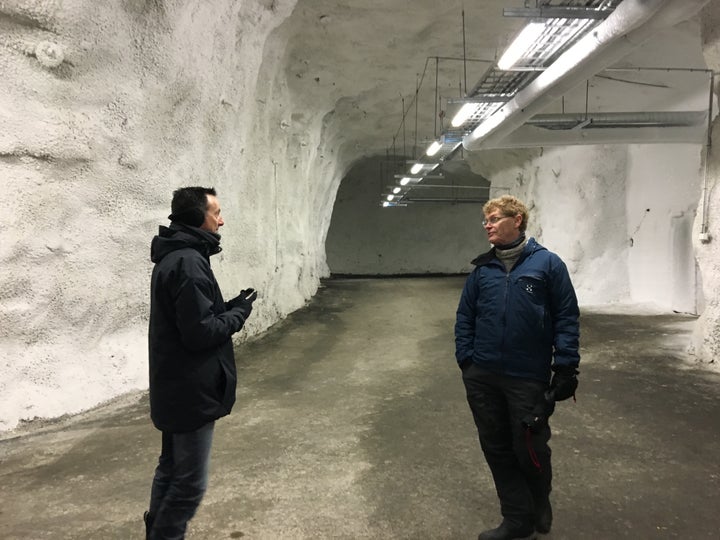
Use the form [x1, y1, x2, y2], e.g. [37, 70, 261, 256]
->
[169, 187, 216, 226]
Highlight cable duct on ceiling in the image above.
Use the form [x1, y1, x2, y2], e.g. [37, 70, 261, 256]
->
[463, 0, 713, 151]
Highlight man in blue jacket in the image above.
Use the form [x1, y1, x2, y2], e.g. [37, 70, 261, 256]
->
[455, 195, 580, 540]
[145, 186, 257, 539]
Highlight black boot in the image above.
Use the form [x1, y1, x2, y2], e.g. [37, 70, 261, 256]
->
[534, 497, 552, 534]
[478, 520, 536, 540]
[143, 511, 154, 539]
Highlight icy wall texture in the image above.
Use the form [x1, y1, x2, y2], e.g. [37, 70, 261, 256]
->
[467, 146, 632, 305]
[626, 145, 702, 314]
[1, 1, 719, 433]
[325, 157, 487, 275]
[465, 143, 705, 312]
[0, 0, 305, 431]
[692, 2, 720, 365]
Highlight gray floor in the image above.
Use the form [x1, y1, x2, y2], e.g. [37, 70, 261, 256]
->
[1, 277, 719, 539]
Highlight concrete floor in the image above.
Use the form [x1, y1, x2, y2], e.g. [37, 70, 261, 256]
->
[1, 277, 719, 539]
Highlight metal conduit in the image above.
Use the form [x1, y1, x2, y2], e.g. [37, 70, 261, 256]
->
[463, 0, 713, 151]
[526, 111, 707, 129]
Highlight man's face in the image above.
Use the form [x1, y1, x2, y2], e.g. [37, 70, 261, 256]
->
[200, 195, 224, 233]
[484, 208, 521, 246]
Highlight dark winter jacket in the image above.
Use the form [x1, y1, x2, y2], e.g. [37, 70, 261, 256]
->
[455, 237, 580, 383]
[148, 223, 247, 433]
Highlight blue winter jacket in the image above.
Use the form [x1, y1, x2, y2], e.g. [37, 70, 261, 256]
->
[455, 237, 580, 383]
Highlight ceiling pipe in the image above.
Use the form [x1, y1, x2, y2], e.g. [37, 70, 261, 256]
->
[526, 111, 708, 128]
[463, 0, 713, 151]
[482, 124, 706, 149]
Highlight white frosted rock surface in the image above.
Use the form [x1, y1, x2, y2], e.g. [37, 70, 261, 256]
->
[1, 1, 719, 433]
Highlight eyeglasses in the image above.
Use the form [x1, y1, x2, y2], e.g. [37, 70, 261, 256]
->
[482, 216, 511, 227]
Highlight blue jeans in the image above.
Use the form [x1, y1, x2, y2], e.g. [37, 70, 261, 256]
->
[148, 421, 215, 540]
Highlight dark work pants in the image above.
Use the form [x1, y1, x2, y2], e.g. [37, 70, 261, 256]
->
[462, 364, 552, 528]
[148, 421, 215, 540]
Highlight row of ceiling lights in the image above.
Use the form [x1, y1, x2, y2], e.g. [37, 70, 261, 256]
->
[382, 1, 618, 207]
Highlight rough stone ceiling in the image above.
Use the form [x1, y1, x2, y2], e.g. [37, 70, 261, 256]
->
[280, 0, 522, 161]
[278, 0, 709, 170]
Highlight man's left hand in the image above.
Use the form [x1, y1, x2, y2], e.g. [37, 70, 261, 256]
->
[521, 394, 555, 433]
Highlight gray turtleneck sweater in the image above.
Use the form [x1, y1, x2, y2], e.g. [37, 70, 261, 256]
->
[495, 237, 528, 272]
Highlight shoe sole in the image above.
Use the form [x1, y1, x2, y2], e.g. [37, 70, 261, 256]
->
[478, 533, 536, 540]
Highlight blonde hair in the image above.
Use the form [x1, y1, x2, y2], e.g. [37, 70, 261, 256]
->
[483, 195, 529, 233]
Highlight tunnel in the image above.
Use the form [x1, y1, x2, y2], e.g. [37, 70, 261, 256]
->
[1, 0, 720, 537]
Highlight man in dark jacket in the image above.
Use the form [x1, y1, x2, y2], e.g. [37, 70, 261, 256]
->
[145, 186, 257, 539]
[455, 195, 580, 540]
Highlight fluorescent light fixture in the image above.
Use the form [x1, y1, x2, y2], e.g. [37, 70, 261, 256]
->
[497, 22, 546, 70]
[400, 177, 411, 186]
[410, 163, 423, 174]
[392, 187, 401, 194]
[386, 194, 394, 201]
[426, 140, 442, 156]
[534, 34, 597, 91]
[451, 102, 479, 128]
[382, 201, 390, 207]
[472, 108, 507, 139]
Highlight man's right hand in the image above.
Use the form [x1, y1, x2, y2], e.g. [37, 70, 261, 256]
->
[228, 288, 258, 319]
[459, 357, 473, 371]
[548, 364, 579, 401]
[240, 288, 257, 302]
[521, 393, 555, 433]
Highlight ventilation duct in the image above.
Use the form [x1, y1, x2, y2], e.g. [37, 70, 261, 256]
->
[527, 110, 708, 129]
[463, 0, 713, 151]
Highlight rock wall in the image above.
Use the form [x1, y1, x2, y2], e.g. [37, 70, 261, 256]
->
[626, 144, 703, 314]
[0, 0, 307, 432]
[325, 156, 488, 275]
[1, 1, 718, 433]
[690, 2, 720, 365]
[466, 142, 705, 315]
[467, 146, 632, 305]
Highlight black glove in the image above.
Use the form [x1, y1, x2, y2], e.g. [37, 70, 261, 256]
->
[228, 288, 258, 320]
[548, 364, 579, 401]
[521, 393, 556, 433]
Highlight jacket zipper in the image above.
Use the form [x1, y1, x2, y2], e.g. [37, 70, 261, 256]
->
[500, 270, 510, 359]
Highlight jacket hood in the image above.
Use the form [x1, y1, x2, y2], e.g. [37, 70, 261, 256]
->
[471, 237, 545, 266]
[151, 223, 222, 263]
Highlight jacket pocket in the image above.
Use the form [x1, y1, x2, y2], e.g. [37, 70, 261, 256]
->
[512, 274, 550, 337]
[516, 274, 547, 306]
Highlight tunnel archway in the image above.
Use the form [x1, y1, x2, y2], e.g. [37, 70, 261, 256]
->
[325, 155, 491, 275]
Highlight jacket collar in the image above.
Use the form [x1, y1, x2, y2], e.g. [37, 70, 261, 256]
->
[471, 237, 541, 267]
[168, 223, 221, 251]
[151, 223, 222, 263]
